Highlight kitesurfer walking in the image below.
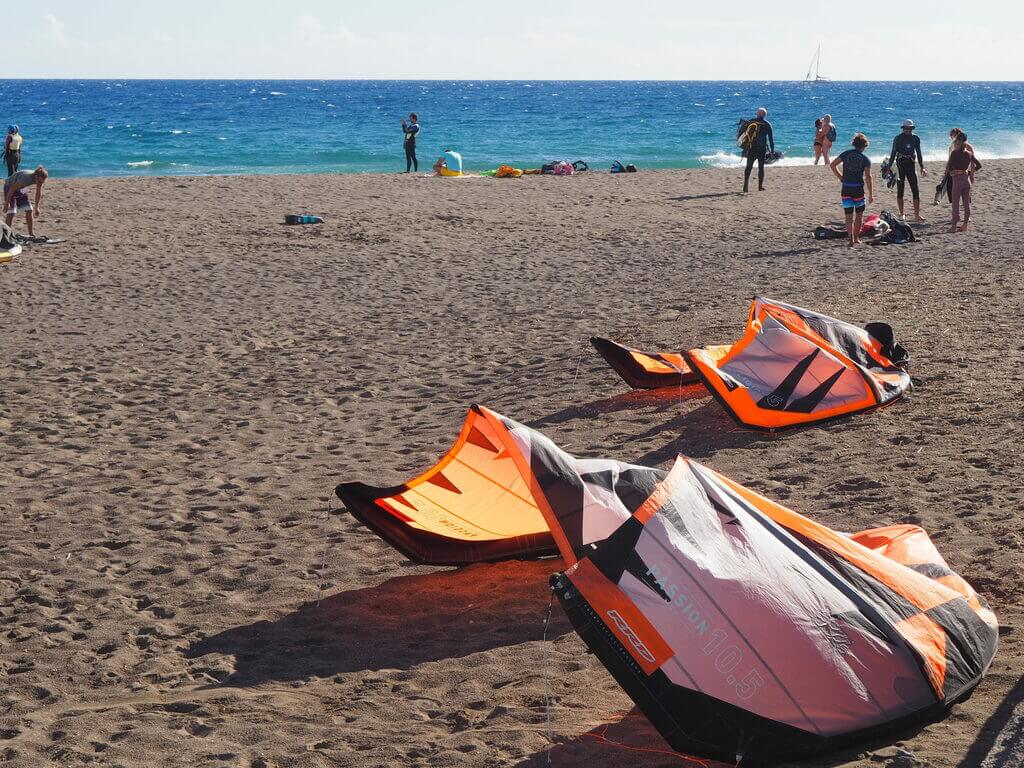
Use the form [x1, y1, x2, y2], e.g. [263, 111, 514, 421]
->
[888, 119, 928, 222]
[402, 113, 420, 173]
[742, 107, 775, 193]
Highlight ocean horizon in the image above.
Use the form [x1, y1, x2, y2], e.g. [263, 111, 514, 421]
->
[3, 79, 1022, 177]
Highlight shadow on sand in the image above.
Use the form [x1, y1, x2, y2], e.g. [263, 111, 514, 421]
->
[667, 192, 744, 203]
[527, 386, 708, 429]
[514, 707, 934, 767]
[956, 674, 1024, 767]
[187, 559, 570, 686]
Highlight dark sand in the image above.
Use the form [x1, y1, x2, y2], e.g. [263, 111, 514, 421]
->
[1, 163, 1021, 767]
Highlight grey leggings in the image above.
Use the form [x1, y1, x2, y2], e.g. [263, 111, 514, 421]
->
[951, 174, 971, 227]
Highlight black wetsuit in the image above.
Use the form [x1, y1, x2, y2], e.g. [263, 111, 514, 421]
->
[403, 122, 419, 172]
[743, 117, 774, 191]
[888, 131, 924, 201]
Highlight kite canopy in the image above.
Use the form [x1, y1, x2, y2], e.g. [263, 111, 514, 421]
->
[594, 297, 911, 430]
[336, 408, 997, 764]
[590, 336, 731, 389]
[335, 405, 665, 566]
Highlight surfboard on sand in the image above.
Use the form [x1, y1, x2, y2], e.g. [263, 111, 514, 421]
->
[0, 243, 23, 264]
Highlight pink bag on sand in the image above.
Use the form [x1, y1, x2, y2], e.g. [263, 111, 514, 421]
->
[552, 161, 574, 176]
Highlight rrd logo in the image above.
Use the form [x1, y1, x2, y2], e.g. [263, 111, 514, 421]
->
[607, 610, 656, 664]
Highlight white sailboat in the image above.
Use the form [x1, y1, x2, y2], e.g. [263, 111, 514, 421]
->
[805, 44, 831, 83]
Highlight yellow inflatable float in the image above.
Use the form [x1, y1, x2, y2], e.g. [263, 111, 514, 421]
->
[435, 150, 463, 177]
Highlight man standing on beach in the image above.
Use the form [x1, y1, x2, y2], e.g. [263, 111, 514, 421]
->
[402, 113, 420, 173]
[742, 107, 775, 193]
[888, 119, 928, 221]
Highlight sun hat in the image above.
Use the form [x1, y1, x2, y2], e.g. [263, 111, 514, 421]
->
[902, 119, 915, 128]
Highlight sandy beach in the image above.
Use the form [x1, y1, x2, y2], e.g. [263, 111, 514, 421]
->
[1, 162, 1022, 767]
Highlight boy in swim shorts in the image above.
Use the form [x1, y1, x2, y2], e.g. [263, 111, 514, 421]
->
[830, 134, 873, 246]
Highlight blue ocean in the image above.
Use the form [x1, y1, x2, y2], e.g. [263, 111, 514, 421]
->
[2, 80, 1021, 177]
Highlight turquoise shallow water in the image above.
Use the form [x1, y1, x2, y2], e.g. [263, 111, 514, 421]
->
[1, 80, 1021, 177]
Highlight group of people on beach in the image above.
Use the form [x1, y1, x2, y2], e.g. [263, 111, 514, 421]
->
[0, 124, 48, 239]
[827, 119, 980, 244]
[744, 107, 981, 245]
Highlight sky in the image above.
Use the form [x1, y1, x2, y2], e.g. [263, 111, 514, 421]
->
[19, 1, 1024, 81]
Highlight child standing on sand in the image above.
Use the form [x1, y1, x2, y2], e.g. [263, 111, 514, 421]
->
[830, 133, 873, 246]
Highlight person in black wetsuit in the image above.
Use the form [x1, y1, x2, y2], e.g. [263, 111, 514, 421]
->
[402, 113, 420, 173]
[742, 107, 775, 193]
[888, 119, 928, 221]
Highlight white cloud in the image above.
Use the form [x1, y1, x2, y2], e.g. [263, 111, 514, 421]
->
[44, 13, 69, 46]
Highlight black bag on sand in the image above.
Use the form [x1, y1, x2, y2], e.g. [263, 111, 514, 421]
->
[813, 225, 847, 240]
[875, 210, 917, 245]
[0, 223, 17, 249]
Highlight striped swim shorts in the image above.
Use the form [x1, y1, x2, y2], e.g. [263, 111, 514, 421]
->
[841, 184, 865, 212]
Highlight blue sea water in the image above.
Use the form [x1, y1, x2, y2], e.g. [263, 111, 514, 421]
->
[1, 80, 1021, 177]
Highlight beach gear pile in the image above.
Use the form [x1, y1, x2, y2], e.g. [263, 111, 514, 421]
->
[336, 404, 997, 764]
[813, 212, 915, 246]
[481, 159, 589, 177]
[813, 213, 891, 241]
[334, 296, 998, 765]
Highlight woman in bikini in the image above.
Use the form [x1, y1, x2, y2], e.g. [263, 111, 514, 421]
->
[814, 114, 835, 165]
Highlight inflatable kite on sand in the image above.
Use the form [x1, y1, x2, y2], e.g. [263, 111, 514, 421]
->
[592, 297, 911, 431]
[336, 406, 997, 764]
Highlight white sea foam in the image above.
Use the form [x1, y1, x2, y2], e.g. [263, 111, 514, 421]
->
[270, 91, 286, 96]
[127, 160, 154, 167]
[171, 129, 186, 135]
[699, 143, 1024, 170]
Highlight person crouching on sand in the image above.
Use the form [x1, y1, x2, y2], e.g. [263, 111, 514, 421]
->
[830, 134, 873, 246]
[4, 166, 47, 237]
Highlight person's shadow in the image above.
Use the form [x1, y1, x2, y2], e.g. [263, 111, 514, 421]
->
[186, 559, 570, 686]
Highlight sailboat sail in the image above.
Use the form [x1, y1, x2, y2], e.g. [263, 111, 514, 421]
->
[805, 45, 819, 81]
[805, 44, 829, 82]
